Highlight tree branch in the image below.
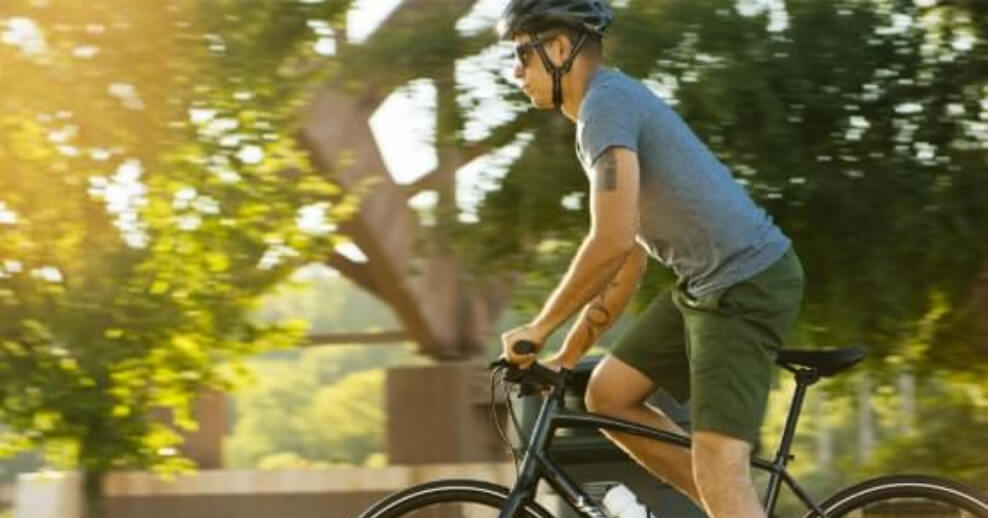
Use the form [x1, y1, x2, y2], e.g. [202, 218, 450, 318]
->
[402, 111, 535, 196]
[325, 252, 378, 297]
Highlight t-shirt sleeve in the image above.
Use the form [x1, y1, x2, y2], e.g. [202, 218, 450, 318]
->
[578, 86, 641, 167]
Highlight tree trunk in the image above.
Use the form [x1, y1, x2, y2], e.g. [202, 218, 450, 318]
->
[82, 470, 105, 518]
[299, 1, 519, 360]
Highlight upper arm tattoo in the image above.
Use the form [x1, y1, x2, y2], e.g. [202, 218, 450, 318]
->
[595, 151, 619, 192]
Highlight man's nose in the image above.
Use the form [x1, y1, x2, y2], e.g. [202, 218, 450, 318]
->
[513, 61, 524, 80]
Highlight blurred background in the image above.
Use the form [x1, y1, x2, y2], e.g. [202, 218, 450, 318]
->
[0, 0, 986, 517]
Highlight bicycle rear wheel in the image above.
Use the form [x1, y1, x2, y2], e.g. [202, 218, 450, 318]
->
[804, 475, 988, 518]
[357, 479, 555, 518]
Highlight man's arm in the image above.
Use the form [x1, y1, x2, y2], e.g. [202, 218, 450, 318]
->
[554, 243, 648, 368]
[532, 147, 641, 340]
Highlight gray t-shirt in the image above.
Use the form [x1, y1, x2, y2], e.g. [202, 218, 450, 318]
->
[575, 67, 790, 296]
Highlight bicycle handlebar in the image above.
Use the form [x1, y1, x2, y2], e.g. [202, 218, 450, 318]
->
[512, 340, 537, 355]
[488, 340, 569, 395]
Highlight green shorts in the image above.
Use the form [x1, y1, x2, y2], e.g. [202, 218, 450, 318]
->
[611, 247, 804, 446]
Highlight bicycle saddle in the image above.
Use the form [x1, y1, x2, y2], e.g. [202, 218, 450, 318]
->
[776, 346, 866, 377]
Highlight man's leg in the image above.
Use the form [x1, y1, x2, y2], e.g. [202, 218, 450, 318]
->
[585, 355, 705, 509]
[677, 248, 806, 518]
[692, 431, 765, 518]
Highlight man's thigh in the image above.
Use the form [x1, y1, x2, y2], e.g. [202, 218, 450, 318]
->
[609, 288, 691, 402]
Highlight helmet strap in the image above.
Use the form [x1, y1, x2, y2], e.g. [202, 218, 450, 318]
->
[530, 30, 590, 110]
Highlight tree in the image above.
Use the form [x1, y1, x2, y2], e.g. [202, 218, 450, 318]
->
[0, 1, 357, 515]
[300, 0, 531, 359]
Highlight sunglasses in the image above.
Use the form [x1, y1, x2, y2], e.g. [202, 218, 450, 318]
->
[513, 35, 554, 67]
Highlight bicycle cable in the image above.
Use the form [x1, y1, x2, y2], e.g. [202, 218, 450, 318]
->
[503, 370, 529, 472]
[489, 365, 526, 475]
[489, 367, 516, 470]
[489, 367, 513, 459]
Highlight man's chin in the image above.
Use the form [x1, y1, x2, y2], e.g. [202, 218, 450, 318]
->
[531, 97, 554, 110]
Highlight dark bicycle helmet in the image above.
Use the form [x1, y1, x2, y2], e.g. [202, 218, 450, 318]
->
[497, 0, 613, 41]
[498, 1, 614, 109]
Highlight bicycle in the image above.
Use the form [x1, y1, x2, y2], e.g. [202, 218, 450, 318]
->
[358, 341, 988, 517]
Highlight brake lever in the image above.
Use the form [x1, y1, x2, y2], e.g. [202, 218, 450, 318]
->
[489, 356, 528, 379]
[489, 356, 540, 396]
[488, 357, 511, 370]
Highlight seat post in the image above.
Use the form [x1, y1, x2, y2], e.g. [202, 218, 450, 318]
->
[774, 369, 819, 465]
[764, 368, 820, 511]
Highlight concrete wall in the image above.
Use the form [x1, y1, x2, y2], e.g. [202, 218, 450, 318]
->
[14, 472, 83, 518]
[14, 463, 554, 518]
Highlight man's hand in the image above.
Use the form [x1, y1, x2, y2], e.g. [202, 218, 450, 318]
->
[543, 351, 580, 371]
[500, 324, 548, 367]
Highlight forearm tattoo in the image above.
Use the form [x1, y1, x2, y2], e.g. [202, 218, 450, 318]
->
[596, 152, 618, 192]
[581, 279, 620, 350]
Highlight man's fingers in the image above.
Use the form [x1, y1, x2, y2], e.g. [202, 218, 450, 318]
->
[512, 354, 535, 369]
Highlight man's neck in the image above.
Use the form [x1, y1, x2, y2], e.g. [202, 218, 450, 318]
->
[561, 62, 599, 123]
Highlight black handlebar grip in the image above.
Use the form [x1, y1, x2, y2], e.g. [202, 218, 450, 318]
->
[513, 340, 537, 355]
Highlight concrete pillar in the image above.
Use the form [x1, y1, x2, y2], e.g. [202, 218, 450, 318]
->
[150, 389, 228, 469]
[385, 363, 510, 464]
[179, 390, 227, 469]
[14, 471, 82, 518]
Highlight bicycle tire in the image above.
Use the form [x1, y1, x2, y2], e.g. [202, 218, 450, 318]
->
[356, 478, 556, 518]
[802, 474, 988, 518]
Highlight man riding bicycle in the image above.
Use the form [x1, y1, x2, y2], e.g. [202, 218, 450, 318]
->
[497, 1, 804, 517]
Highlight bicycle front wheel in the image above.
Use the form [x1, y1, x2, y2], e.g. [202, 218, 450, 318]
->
[357, 478, 556, 518]
[804, 475, 988, 518]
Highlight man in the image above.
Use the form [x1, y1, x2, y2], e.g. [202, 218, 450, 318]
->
[496, 1, 805, 517]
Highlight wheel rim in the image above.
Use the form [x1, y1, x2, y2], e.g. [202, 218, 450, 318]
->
[360, 482, 553, 518]
[372, 501, 532, 518]
[824, 483, 988, 517]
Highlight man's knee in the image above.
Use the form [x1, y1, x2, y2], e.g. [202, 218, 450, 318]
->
[584, 383, 616, 415]
[692, 431, 753, 491]
[584, 355, 654, 415]
[584, 376, 624, 415]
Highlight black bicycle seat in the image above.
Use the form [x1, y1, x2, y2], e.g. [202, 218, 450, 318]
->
[776, 346, 866, 377]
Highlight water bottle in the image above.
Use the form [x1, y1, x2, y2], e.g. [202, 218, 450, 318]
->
[602, 484, 657, 518]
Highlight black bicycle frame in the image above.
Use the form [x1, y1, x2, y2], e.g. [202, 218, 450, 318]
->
[496, 369, 829, 518]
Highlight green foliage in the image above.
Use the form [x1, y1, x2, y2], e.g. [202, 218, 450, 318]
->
[0, 0, 357, 480]
[225, 346, 422, 468]
[861, 386, 988, 487]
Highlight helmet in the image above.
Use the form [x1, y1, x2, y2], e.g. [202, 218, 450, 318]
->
[497, 0, 614, 41]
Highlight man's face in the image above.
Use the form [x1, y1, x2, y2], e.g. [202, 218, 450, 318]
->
[512, 32, 566, 109]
